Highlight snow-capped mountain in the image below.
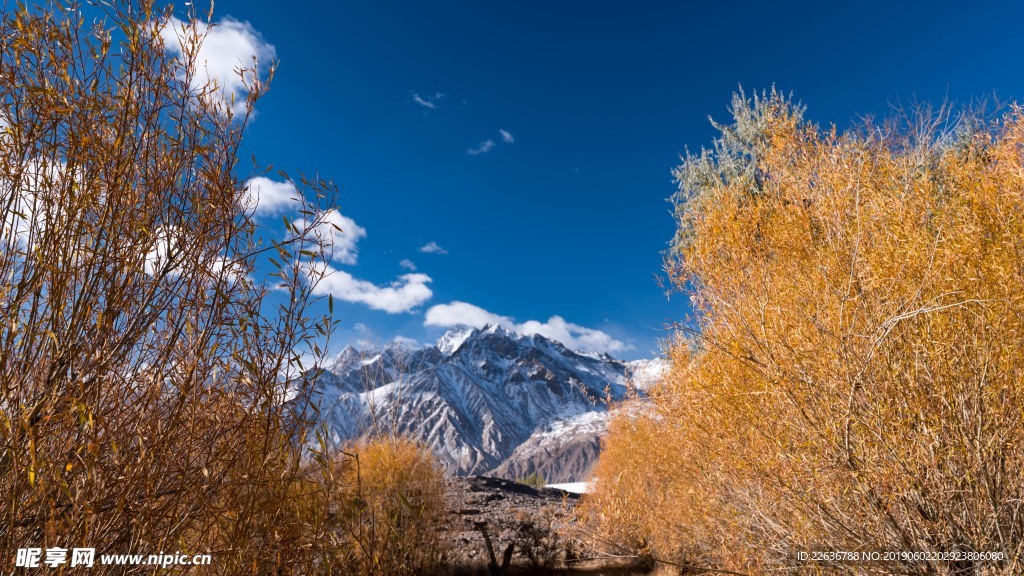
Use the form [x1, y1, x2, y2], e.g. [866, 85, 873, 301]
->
[291, 325, 662, 482]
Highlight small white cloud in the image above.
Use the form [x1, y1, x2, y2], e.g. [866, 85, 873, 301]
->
[2, 159, 89, 249]
[424, 301, 632, 355]
[143, 226, 244, 284]
[208, 256, 247, 285]
[391, 335, 420, 348]
[399, 259, 417, 271]
[307, 265, 433, 314]
[499, 129, 514, 144]
[243, 176, 297, 215]
[412, 91, 444, 109]
[467, 139, 496, 156]
[425, 301, 512, 329]
[419, 241, 448, 255]
[143, 225, 178, 276]
[159, 16, 276, 117]
[293, 209, 367, 265]
[517, 316, 632, 355]
[2, 159, 56, 245]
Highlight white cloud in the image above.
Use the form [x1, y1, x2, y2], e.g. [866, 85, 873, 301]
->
[293, 209, 367, 265]
[424, 301, 632, 355]
[243, 176, 297, 215]
[399, 259, 417, 271]
[208, 255, 248, 285]
[412, 92, 444, 109]
[308, 266, 433, 314]
[142, 226, 244, 284]
[424, 301, 512, 329]
[419, 241, 448, 255]
[287, 210, 429, 314]
[159, 16, 276, 117]
[467, 139, 496, 156]
[391, 335, 420, 348]
[143, 225, 178, 276]
[517, 316, 632, 355]
[1, 158, 82, 248]
[467, 131, 512, 155]
[2, 163, 46, 245]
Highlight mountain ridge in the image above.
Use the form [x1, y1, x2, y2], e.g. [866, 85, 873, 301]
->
[293, 325, 660, 482]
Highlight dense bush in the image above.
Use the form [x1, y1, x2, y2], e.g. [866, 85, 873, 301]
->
[303, 437, 449, 575]
[0, 0, 342, 572]
[0, 2, 446, 574]
[583, 90, 1024, 575]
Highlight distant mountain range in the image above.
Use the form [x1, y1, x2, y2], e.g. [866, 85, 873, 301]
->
[291, 325, 664, 483]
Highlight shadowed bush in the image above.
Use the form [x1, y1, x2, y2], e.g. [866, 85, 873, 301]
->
[517, 472, 547, 489]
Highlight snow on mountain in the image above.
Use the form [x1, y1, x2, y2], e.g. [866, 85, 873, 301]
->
[292, 325, 661, 482]
[437, 324, 475, 356]
[625, 357, 667, 391]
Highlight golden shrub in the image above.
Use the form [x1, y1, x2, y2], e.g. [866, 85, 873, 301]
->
[0, 1, 343, 573]
[307, 437, 449, 576]
[584, 91, 1024, 575]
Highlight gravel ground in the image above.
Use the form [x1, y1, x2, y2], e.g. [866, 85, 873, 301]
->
[438, 476, 653, 575]
[440, 476, 579, 569]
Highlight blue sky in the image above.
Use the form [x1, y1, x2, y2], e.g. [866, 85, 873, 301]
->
[182, 0, 1024, 360]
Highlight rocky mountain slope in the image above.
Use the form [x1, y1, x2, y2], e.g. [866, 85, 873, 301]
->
[292, 325, 660, 482]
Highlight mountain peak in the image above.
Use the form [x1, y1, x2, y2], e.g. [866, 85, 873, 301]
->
[327, 344, 363, 371]
[437, 324, 477, 356]
[481, 323, 503, 334]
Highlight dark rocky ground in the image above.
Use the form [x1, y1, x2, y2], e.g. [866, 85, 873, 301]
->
[438, 476, 653, 576]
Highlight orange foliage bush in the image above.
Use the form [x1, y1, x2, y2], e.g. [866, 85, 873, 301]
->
[304, 437, 449, 576]
[0, 2, 346, 573]
[584, 90, 1024, 575]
